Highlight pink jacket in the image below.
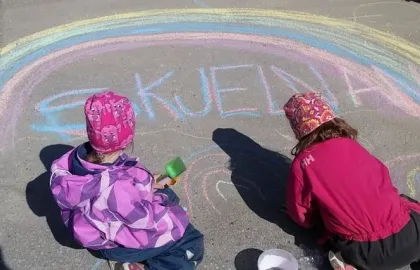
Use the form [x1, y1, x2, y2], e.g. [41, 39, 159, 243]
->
[287, 138, 420, 243]
[50, 147, 189, 250]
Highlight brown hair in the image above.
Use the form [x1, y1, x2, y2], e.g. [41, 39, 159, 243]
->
[291, 118, 358, 156]
[86, 151, 105, 164]
[85, 142, 135, 164]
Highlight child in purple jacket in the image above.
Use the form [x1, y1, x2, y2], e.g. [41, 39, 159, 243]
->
[50, 91, 204, 270]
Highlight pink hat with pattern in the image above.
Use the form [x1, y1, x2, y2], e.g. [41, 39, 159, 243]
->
[84, 91, 135, 153]
[283, 92, 337, 139]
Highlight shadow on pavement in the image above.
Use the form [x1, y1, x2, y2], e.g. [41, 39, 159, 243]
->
[212, 128, 322, 250]
[234, 248, 263, 270]
[0, 247, 11, 270]
[25, 144, 82, 249]
[412, 261, 420, 270]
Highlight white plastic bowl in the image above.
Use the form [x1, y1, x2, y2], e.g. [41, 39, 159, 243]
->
[257, 249, 299, 270]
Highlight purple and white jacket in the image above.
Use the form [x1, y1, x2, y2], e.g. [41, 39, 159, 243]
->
[50, 147, 189, 250]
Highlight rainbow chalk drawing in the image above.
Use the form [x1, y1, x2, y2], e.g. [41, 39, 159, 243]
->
[193, 0, 211, 8]
[407, 167, 420, 198]
[0, 8, 418, 202]
[386, 153, 420, 201]
[0, 9, 420, 146]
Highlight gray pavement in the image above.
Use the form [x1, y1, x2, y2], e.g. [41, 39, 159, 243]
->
[1, 0, 420, 269]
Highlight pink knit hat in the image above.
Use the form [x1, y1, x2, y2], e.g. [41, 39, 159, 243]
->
[84, 91, 135, 153]
[283, 92, 336, 139]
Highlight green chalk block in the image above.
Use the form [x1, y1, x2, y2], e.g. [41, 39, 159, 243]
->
[160, 157, 186, 179]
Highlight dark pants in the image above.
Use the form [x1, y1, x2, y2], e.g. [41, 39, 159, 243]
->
[331, 196, 420, 270]
[92, 189, 204, 270]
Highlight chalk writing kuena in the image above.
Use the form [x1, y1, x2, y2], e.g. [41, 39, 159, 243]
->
[31, 60, 418, 139]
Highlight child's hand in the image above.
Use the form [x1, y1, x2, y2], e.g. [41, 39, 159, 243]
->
[152, 174, 180, 189]
[153, 183, 165, 189]
[153, 174, 165, 189]
[153, 174, 161, 182]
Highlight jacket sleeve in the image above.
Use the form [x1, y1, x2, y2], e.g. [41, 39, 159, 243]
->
[286, 160, 317, 229]
[401, 195, 420, 213]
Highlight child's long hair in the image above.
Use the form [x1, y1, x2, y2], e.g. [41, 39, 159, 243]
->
[291, 118, 358, 156]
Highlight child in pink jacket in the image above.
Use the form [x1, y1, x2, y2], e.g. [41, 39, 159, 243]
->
[283, 92, 420, 270]
[50, 91, 204, 270]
